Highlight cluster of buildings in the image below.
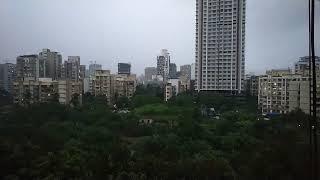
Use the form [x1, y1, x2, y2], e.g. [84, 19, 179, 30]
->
[246, 56, 320, 116]
[144, 49, 195, 101]
[0, 49, 137, 106]
[1, 0, 317, 118]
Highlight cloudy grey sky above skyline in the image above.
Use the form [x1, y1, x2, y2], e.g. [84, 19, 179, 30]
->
[0, 0, 319, 75]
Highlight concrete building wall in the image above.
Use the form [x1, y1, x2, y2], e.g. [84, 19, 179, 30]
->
[180, 64, 191, 82]
[145, 67, 157, 81]
[65, 56, 81, 82]
[39, 49, 62, 80]
[0, 63, 16, 93]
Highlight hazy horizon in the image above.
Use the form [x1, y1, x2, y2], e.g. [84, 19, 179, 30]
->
[0, 0, 319, 75]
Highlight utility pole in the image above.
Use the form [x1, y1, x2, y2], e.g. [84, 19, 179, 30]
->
[309, 0, 318, 179]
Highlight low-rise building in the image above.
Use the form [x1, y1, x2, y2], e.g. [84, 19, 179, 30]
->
[90, 70, 137, 104]
[90, 70, 115, 104]
[13, 78, 58, 104]
[13, 78, 81, 105]
[258, 73, 297, 115]
[115, 74, 136, 98]
[58, 80, 82, 105]
[258, 72, 319, 116]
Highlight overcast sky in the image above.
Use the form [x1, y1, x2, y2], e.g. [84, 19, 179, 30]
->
[0, 0, 319, 75]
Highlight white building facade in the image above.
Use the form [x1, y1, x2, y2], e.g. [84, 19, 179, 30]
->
[195, 0, 246, 93]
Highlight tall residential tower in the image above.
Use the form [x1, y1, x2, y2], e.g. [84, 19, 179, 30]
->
[195, 0, 246, 93]
[157, 49, 170, 82]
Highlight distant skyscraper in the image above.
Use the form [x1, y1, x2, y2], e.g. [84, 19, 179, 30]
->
[39, 49, 62, 80]
[145, 67, 157, 81]
[0, 63, 16, 93]
[157, 49, 170, 82]
[195, 0, 246, 93]
[89, 63, 102, 76]
[169, 63, 177, 79]
[118, 63, 131, 75]
[180, 64, 191, 81]
[16, 55, 39, 80]
[64, 56, 81, 81]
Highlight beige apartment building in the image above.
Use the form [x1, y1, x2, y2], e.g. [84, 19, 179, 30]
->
[58, 80, 82, 105]
[13, 78, 81, 105]
[114, 74, 137, 98]
[258, 71, 319, 116]
[90, 70, 137, 104]
[90, 70, 115, 104]
[259, 74, 295, 114]
[13, 78, 58, 104]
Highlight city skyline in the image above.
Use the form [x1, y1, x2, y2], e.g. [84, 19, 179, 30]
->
[0, 0, 319, 75]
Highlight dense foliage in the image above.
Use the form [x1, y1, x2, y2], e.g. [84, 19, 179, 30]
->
[0, 85, 312, 179]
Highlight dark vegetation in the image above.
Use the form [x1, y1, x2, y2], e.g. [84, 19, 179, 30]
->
[0, 84, 312, 179]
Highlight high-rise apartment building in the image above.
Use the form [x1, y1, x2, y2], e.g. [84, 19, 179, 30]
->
[118, 63, 131, 75]
[145, 67, 157, 81]
[157, 49, 170, 82]
[169, 63, 177, 78]
[16, 55, 39, 80]
[195, 0, 246, 93]
[64, 56, 81, 81]
[39, 49, 62, 80]
[180, 64, 192, 82]
[0, 63, 16, 93]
